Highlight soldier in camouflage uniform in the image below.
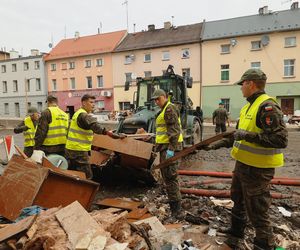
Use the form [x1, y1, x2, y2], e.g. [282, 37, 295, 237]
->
[65, 94, 113, 179]
[212, 102, 230, 134]
[205, 69, 288, 250]
[151, 89, 184, 220]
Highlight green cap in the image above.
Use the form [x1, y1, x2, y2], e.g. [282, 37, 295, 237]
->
[235, 69, 267, 85]
[151, 89, 166, 100]
[27, 107, 38, 115]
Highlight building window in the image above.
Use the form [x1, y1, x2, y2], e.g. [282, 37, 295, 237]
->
[162, 51, 170, 61]
[37, 102, 43, 112]
[251, 41, 261, 50]
[221, 98, 230, 112]
[1, 65, 6, 73]
[125, 55, 133, 64]
[119, 102, 131, 110]
[96, 101, 105, 110]
[34, 61, 40, 69]
[221, 44, 230, 54]
[52, 79, 57, 91]
[284, 59, 295, 77]
[144, 71, 152, 77]
[69, 61, 75, 69]
[285, 37, 296, 47]
[4, 103, 9, 115]
[96, 58, 103, 67]
[50, 63, 56, 71]
[97, 75, 104, 88]
[70, 78, 76, 90]
[24, 62, 29, 71]
[221, 64, 230, 81]
[144, 53, 151, 63]
[26, 79, 30, 92]
[85, 60, 92, 68]
[182, 68, 190, 78]
[13, 80, 18, 92]
[87, 76, 92, 88]
[125, 73, 132, 83]
[15, 103, 20, 117]
[251, 62, 261, 69]
[61, 63, 67, 70]
[12, 64, 17, 72]
[2, 81, 7, 93]
[182, 48, 190, 59]
[36, 78, 41, 91]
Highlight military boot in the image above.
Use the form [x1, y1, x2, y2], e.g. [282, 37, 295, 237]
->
[219, 216, 246, 238]
[253, 238, 275, 250]
[169, 201, 185, 220]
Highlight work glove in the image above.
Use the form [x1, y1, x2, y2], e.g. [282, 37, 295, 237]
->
[166, 149, 175, 159]
[234, 130, 248, 141]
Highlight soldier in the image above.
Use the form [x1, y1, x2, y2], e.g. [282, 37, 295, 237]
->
[34, 95, 69, 156]
[65, 94, 114, 179]
[205, 69, 288, 250]
[212, 102, 230, 134]
[151, 89, 184, 220]
[14, 107, 39, 157]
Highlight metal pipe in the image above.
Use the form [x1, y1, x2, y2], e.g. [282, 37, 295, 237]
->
[180, 178, 300, 186]
[180, 188, 300, 199]
[178, 170, 300, 181]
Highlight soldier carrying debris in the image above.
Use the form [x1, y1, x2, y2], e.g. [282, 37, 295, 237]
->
[14, 107, 39, 157]
[65, 94, 116, 179]
[205, 69, 288, 250]
[151, 89, 185, 221]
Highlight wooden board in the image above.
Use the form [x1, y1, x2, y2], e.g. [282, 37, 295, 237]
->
[0, 215, 36, 242]
[92, 134, 153, 160]
[89, 150, 111, 165]
[96, 198, 141, 211]
[55, 201, 102, 249]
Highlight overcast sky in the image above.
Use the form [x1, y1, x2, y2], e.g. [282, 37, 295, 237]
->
[0, 0, 293, 55]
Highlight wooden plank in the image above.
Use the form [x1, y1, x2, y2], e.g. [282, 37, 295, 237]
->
[55, 201, 104, 249]
[0, 216, 35, 242]
[96, 198, 141, 210]
[154, 131, 235, 170]
[126, 208, 148, 219]
[92, 134, 153, 160]
[89, 150, 111, 165]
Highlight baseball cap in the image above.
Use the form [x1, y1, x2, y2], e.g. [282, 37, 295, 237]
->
[235, 69, 267, 85]
[27, 107, 38, 115]
[151, 89, 166, 100]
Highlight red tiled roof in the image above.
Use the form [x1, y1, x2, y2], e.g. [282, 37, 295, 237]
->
[44, 30, 126, 61]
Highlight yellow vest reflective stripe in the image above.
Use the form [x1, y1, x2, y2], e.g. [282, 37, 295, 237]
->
[43, 106, 69, 146]
[155, 101, 183, 144]
[23, 116, 36, 147]
[231, 94, 284, 168]
[66, 108, 94, 151]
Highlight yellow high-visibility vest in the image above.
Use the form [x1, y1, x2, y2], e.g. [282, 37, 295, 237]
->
[155, 101, 183, 144]
[43, 106, 69, 146]
[23, 116, 36, 147]
[65, 108, 94, 151]
[231, 94, 284, 168]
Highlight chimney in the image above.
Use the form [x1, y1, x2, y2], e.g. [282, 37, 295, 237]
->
[164, 21, 172, 29]
[9, 49, 19, 59]
[31, 49, 39, 56]
[259, 6, 268, 15]
[291, 1, 299, 9]
[74, 31, 80, 39]
[148, 24, 155, 31]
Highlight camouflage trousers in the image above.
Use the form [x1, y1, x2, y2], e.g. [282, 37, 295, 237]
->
[215, 123, 226, 134]
[65, 149, 93, 179]
[231, 161, 275, 247]
[160, 149, 182, 202]
[23, 146, 33, 158]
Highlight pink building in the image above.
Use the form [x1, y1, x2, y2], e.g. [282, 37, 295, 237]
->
[44, 30, 126, 115]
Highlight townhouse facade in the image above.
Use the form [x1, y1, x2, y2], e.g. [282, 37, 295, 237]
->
[112, 22, 202, 110]
[0, 50, 47, 118]
[201, 3, 300, 120]
[44, 30, 126, 115]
